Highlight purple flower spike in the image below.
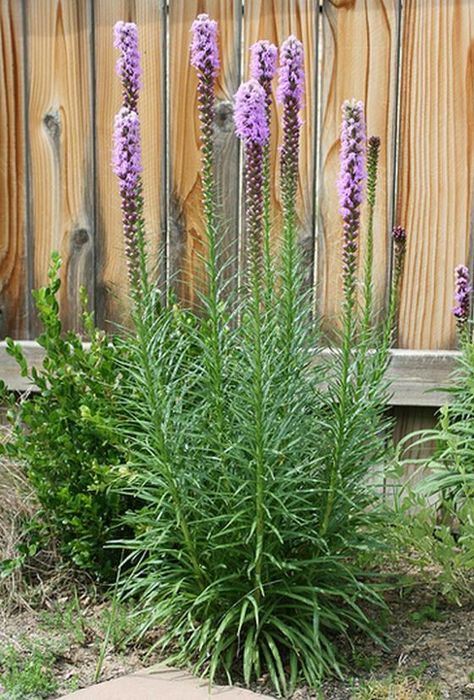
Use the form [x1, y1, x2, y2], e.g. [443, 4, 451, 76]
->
[234, 79, 269, 146]
[190, 14, 220, 218]
[250, 40, 277, 116]
[190, 14, 219, 79]
[338, 99, 367, 299]
[250, 40, 278, 83]
[277, 36, 304, 215]
[277, 36, 304, 109]
[234, 80, 269, 273]
[114, 21, 142, 113]
[453, 264, 472, 327]
[113, 107, 144, 287]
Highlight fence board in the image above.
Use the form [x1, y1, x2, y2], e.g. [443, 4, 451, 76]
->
[26, 0, 95, 334]
[94, 0, 165, 329]
[0, 1, 27, 339]
[243, 0, 318, 288]
[396, 0, 474, 350]
[168, 0, 241, 307]
[318, 0, 400, 334]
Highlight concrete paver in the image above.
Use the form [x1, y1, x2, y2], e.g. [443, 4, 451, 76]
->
[59, 666, 264, 699]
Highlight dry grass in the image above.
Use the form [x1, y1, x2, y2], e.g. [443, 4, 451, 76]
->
[352, 676, 442, 700]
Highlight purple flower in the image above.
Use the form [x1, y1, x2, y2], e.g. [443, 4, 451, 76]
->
[190, 13, 220, 219]
[190, 14, 219, 79]
[338, 99, 367, 298]
[250, 40, 278, 83]
[114, 21, 141, 113]
[112, 107, 144, 286]
[453, 264, 471, 326]
[234, 79, 269, 146]
[250, 40, 277, 116]
[277, 36, 304, 109]
[234, 80, 269, 273]
[277, 37, 304, 215]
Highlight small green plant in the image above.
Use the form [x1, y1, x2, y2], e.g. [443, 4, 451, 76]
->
[392, 266, 474, 604]
[0, 253, 127, 579]
[0, 643, 58, 700]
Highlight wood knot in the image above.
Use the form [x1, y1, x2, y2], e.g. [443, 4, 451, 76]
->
[71, 228, 90, 248]
[215, 100, 234, 133]
[43, 110, 61, 145]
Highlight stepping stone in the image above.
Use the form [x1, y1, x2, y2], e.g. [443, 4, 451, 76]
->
[59, 665, 264, 699]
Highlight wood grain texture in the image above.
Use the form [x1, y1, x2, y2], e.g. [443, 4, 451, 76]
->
[243, 0, 318, 287]
[391, 405, 437, 494]
[396, 1, 474, 350]
[318, 0, 399, 333]
[0, 1, 27, 338]
[168, 0, 241, 307]
[26, 0, 94, 334]
[94, 0, 164, 329]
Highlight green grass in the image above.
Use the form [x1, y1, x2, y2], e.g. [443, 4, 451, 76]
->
[0, 643, 59, 700]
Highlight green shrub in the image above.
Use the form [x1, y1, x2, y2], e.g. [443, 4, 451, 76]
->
[0, 253, 126, 578]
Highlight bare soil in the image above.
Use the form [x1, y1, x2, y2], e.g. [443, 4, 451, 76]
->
[1, 584, 474, 699]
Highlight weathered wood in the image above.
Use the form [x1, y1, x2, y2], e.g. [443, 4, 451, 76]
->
[26, 0, 95, 334]
[0, 341, 460, 406]
[318, 0, 400, 333]
[243, 0, 318, 289]
[167, 0, 241, 307]
[94, 0, 165, 329]
[0, 1, 28, 339]
[396, 1, 474, 350]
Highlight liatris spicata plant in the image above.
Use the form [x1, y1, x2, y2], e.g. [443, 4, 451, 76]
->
[113, 21, 149, 301]
[234, 79, 269, 275]
[115, 18, 402, 697]
[338, 99, 366, 311]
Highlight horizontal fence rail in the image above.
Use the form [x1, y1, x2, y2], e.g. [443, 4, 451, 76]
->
[0, 1, 473, 417]
[0, 341, 459, 408]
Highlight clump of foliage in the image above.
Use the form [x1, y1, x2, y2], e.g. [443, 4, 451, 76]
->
[0, 253, 126, 578]
[109, 17, 407, 694]
[390, 265, 474, 603]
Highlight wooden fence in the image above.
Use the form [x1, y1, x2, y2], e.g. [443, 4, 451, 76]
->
[1, 0, 473, 442]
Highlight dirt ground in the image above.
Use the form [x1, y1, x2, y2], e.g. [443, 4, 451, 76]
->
[1, 584, 474, 699]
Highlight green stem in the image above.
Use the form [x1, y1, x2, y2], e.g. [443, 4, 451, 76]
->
[134, 314, 205, 590]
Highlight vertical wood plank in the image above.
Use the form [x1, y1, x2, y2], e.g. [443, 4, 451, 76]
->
[26, 0, 95, 334]
[0, 1, 28, 338]
[94, 0, 164, 329]
[396, 1, 474, 350]
[390, 405, 437, 496]
[318, 0, 399, 334]
[168, 0, 241, 308]
[243, 0, 318, 287]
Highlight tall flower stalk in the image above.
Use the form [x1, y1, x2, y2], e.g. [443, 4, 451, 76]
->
[338, 99, 366, 318]
[277, 36, 305, 375]
[320, 100, 367, 539]
[190, 14, 228, 474]
[250, 40, 278, 295]
[113, 21, 149, 302]
[234, 78, 269, 598]
[361, 135, 381, 341]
